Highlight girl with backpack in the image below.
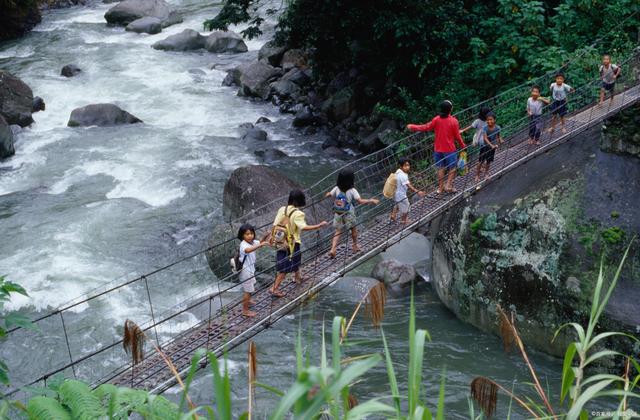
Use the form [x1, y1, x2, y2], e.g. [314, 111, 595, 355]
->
[237, 224, 268, 317]
[460, 106, 491, 150]
[270, 190, 329, 297]
[325, 169, 379, 258]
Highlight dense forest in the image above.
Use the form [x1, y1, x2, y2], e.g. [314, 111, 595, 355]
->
[209, 0, 640, 120]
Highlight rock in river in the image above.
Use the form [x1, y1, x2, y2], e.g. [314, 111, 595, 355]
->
[0, 115, 15, 159]
[125, 16, 162, 34]
[0, 70, 35, 127]
[204, 31, 248, 54]
[104, 0, 182, 27]
[152, 29, 205, 51]
[67, 103, 142, 127]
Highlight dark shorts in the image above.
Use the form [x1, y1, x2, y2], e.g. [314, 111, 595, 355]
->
[529, 115, 542, 140]
[550, 99, 567, 116]
[276, 242, 301, 273]
[602, 81, 615, 92]
[434, 151, 457, 169]
[478, 145, 495, 163]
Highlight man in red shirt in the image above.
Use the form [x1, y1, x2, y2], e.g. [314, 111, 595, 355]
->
[406, 100, 466, 194]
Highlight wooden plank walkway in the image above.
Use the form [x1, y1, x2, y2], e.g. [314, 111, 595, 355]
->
[107, 85, 640, 393]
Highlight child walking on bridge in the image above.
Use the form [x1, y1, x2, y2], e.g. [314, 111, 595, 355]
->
[599, 54, 621, 105]
[325, 169, 379, 258]
[389, 158, 425, 225]
[527, 85, 550, 145]
[548, 74, 574, 134]
[237, 224, 268, 317]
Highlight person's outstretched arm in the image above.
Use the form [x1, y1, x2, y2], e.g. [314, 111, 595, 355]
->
[406, 117, 435, 132]
[356, 197, 379, 205]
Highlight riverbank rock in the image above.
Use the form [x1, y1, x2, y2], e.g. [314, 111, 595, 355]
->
[67, 103, 142, 127]
[254, 148, 287, 163]
[238, 61, 282, 99]
[32, 96, 46, 113]
[40, 0, 86, 9]
[204, 31, 248, 54]
[258, 41, 286, 67]
[241, 127, 268, 142]
[61, 64, 82, 78]
[152, 29, 205, 51]
[0, 116, 15, 159]
[104, 0, 181, 27]
[281, 49, 306, 71]
[322, 87, 355, 122]
[360, 119, 398, 153]
[431, 120, 640, 361]
[0, 2, 41, 42]
[0, 71, 35, 127]
[125, 16, 162, 34]
[372, 259, 416, 292]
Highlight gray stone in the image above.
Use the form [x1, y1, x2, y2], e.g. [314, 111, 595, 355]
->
[255, 117, 271, 124]
[281, 49, 305, 71]
[258, 41, 286, 67]
[222, 67, 241, 87]
[322, 87, 355, 122]
[361, 119, 398, 153]
[67, 103, 142, 127]
[282, 67, 311, 86]
[152, 29, 205, 51]
[61, 64, 82, 78]
[372, 259, 416, 289]
[254, 148, 287, 162]
[292, 107, 319, 128]
[270, 79, 301, 100]
[32, 96, 45, 113]
[238, 61, 282, 100]
[241, 127, 267, 142]
[0, 71, 34, 127]
[40, 0, 86, 9]
[204, 31, 248, 54]
[322, 146, 347, 159]
[0, 115, 15, 159]
[125, 16, 162, 34]
[104, 0, 182, 27]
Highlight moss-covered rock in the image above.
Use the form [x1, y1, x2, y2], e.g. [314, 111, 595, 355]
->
[431, 122, 640, 361]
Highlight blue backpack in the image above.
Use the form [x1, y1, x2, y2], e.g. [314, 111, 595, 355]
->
[333, 190, 352, 214]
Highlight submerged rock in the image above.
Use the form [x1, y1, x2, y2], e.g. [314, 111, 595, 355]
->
[104, 0, 181, 27]
[125, 16, 162, 34]
[241, 127, 268, 142]
[67, 103, 142, 127]
[0, 115, 15, 159]
[204, 31, 248, 54]
[152, 29, 205, 51]
[61, 64, 82, 78]
[32, 96, 46, 113]
[0, 71, 34, 127]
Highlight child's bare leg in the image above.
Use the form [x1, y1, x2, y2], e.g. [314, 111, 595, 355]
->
[484, 162, 491, 179]
[560, 116, 566, 133]
[400, 212, 409, 225]
[475, 162, 482, 181]
[446, 169, 457, 192]
[600, 88, 605, 104]
[294, 270, 302, 283]
[270, 272, 286, 296]
[351, 227, 360, 252]
[329, 231, 340, 257]
[547, 115, 556, 132]
[242, 292, 256, 317]
[437, 168, 446, 193]
[390, 205, 397, 222]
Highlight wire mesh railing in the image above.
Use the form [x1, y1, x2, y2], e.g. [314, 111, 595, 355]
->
[2, 44, 640, 398]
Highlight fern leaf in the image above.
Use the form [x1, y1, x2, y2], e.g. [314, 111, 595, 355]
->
[59, 380, 106, 420]
[26, 396, 71, 420]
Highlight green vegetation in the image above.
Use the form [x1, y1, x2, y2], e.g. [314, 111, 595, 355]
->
[470, 217, 485, 235]
[602, 226, 626, 245]
[611, 211, 620, 219]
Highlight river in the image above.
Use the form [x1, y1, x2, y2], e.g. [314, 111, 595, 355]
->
[0, 1, 567, 418]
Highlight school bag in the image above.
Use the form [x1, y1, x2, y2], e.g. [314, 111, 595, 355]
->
[230, 250, 247, 273]
[457, 151, 468, 176]
[270, 206, 299, 255]
[333, 190, 352, 214]
[382, 173, 397, 199]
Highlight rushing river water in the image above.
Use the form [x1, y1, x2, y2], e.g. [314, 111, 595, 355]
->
[0, 1, 574, 417]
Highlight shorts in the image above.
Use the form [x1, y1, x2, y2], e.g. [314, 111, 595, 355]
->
[333, 211, 356, 231]
[239, 269, 256, 293]
[276, 242, 302, 274]
[478, 145, 495, 163]
[602, 81, 615, 92]
[528, 115, 542, 140]
[434, 151, 458, 169]
[394, 197, 410, 215]
[550, 99, 567, 116]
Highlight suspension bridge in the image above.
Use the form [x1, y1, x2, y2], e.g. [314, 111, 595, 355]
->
[3, 48, 640, 398]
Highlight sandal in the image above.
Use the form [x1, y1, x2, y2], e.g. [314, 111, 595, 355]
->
[269, 289, 285, 297]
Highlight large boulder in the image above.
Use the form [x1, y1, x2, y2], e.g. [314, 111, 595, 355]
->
[280, 49, 306, 71]
[238, 61, 282, 99]
[152, 29, 205, 51]
[431, 120, 640, 360]
[61, 64, 82, 78]
[0, 71, 34, 127]
[104, 0, 182, 27]
[67, 103, 142, 127]
[269, 79, 301, 100]
[282, 67, 311, 87]
[0, 2, 41, 42]
[125, 16, 162, 34]
[258, 41, 286, 67]
[372, 259, 417, 292]
[241, 127, 268, 142]
[322, 87, 355, 122]
[0, 115, 15, 159]
[360, 119, 398, 153]
[222, 165, 301, 221]
[204, 31, 248, 54]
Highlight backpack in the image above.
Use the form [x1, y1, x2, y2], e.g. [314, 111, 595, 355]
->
[457, 151, 468, 176]
[333, 190, 352, 214]
[270, 206, 299, 255]
[382, 172, 397, 199]
[230, 250, 247, 273]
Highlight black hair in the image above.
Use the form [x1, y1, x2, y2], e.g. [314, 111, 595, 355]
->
[288, 189, 306, 207]
[555, 73, 565, 79]
[336, 168, 355, 192]
[237, 223, 256, 241]
[531, 85, 541, 92]
[398, 157, 410, 167]
[478, 106, 491, 121]
[486, 112, 497, 120]
[439, 100, 453, 118]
